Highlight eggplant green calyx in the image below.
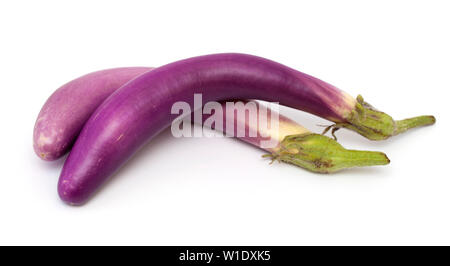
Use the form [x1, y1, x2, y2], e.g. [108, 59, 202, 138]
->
[263, 133, 390, 173]
[323, 95, 436, 140]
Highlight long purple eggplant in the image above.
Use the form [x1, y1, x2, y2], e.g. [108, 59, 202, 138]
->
[58, 53, 433, 205]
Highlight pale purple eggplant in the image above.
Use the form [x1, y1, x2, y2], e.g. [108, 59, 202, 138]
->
[33, 67, 152, 161]
[204, 101, 389, 173]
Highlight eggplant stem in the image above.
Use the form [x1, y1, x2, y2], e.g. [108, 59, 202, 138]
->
[264, 133, 390, 173]
[394, 116, 436, 135]
[337, 94, 436, 140]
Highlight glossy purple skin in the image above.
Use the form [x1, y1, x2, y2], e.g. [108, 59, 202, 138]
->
[59, 53, 354, 205]
[33, 67, 152, 161]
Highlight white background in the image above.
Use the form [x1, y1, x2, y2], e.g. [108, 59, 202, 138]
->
[0, 0, 448, 245]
